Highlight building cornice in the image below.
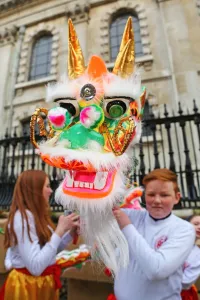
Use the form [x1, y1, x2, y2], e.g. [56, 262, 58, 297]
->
[0, 0, 33, 11]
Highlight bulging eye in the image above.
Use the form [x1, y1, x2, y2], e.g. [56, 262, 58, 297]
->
[104, 98, 129, 119]
[55, 98, 79, 118]
[80, 84, 96, 101]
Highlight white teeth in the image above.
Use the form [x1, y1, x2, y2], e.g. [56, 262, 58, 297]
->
[65, 171, 108, 190]
[85, 182, 90, 188]
[74, 181, 79, 187]
[66, 170, 73, 187]
[94, 172, 108, 190]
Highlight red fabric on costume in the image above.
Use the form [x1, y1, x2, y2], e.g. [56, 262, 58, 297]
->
[107, 294, 117, 300]
[0, 263, 61, 299]
[0, 281, 6, 300]
[181, 285, 198, 300]
[16, 264, 62, 289]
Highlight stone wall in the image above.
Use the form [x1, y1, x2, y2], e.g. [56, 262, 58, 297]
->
[0, 0, 199, 134]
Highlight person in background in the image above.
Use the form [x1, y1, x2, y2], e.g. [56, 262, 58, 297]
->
[0, 170, 79, 300]
[181, 215, 200, 300]
[113, 168, 195, 300]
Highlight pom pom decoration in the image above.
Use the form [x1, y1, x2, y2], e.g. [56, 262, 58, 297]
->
[48, 107, 72, 130]
[104, 267, 112, 277]
[80, 104, 104, 129]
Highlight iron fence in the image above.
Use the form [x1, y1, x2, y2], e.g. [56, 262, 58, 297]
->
[1, 100, 200, 211]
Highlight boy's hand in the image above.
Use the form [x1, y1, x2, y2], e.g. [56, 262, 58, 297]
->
[113, 207, 131, 229]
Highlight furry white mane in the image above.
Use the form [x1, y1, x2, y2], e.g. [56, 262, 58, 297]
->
[38, 143, 131, 171]
[103, 69, 142, 102]
[46, 75, 76, 102]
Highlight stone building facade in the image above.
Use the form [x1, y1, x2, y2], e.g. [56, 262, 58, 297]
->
[0, 0, 200, 135]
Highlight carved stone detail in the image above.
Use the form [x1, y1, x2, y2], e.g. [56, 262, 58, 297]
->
[100, 0, 152, 63]
[0, 25, 18, 46]
[0, 0, 32, 12]
[16, 22, 59, 84]
[66, 3, 90, 23]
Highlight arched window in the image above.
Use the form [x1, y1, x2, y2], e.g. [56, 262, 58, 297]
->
[110, 14, 143, 62]
[29, 34, 52, 81]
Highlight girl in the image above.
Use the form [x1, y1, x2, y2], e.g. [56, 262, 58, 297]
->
[0, 170, 79, 300]
[181, 215, 200, 300]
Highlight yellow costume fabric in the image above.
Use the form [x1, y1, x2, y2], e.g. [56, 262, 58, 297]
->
[4, 269, 59, 300]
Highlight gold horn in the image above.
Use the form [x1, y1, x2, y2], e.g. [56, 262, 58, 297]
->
[112, 17, 135, 77]
[68, 19, 85, 79]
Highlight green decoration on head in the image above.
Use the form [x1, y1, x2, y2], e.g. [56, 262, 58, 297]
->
[59, 123, 104, 149]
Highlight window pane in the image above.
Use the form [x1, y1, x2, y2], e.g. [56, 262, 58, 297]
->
[46, 63, 51, 73]
[110, 25, 117, 37]
[133, 20, 140, 31]
[110, 14, 143, 61]
[29, 35, 52, 81]
[110, 36, 119, 47]
[134, 32, 142, 43]
[35, 44, 51, 56]
[117, 24, 126, 36]
[35, 64, 48, 75]
[135, 42, 143, 55]
[111, 46, 119, 60]
[34, 54, 48, 65]
[117, 17, 127, 26]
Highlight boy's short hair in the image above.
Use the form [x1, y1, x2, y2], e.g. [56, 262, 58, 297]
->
[142, 168, 179, 193]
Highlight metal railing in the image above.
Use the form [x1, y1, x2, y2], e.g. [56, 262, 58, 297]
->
[0, 100, 200, 210]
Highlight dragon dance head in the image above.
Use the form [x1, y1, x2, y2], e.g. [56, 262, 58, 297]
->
[30, 17, 146, 275]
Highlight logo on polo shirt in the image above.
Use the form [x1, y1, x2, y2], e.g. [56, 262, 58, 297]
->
[155, 236, 168, 249]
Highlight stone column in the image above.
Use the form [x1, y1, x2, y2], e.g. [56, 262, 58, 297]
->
[0, 26, 18, 135]
[159, 0, 200, 109]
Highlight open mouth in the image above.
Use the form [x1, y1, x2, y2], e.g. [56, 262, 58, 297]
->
[62, 169, 116, 198]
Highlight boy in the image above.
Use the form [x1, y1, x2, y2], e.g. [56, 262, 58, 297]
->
[113, 168, 195, 300]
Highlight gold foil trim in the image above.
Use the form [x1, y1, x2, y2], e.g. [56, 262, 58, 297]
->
[140, 88, 146, 109]
[68, 19, 86, 79]
[100, 117, 136, 156]
[30, 108, 54, 148]
[112, 17, 135, 78]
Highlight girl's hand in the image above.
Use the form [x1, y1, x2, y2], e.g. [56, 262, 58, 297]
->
[55, 213, 79, 237]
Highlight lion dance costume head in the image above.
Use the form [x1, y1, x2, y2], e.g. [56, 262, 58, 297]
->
[30, 17, 146, 275]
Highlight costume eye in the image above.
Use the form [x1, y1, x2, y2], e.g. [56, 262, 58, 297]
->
[80, 84, 96, 101]
[104, 98, 130, 119]
[55, 98, 79, 117]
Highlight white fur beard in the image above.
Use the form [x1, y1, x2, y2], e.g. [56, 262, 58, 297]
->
[80, 206, 129, 276]
[55, 172, 130, 275]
